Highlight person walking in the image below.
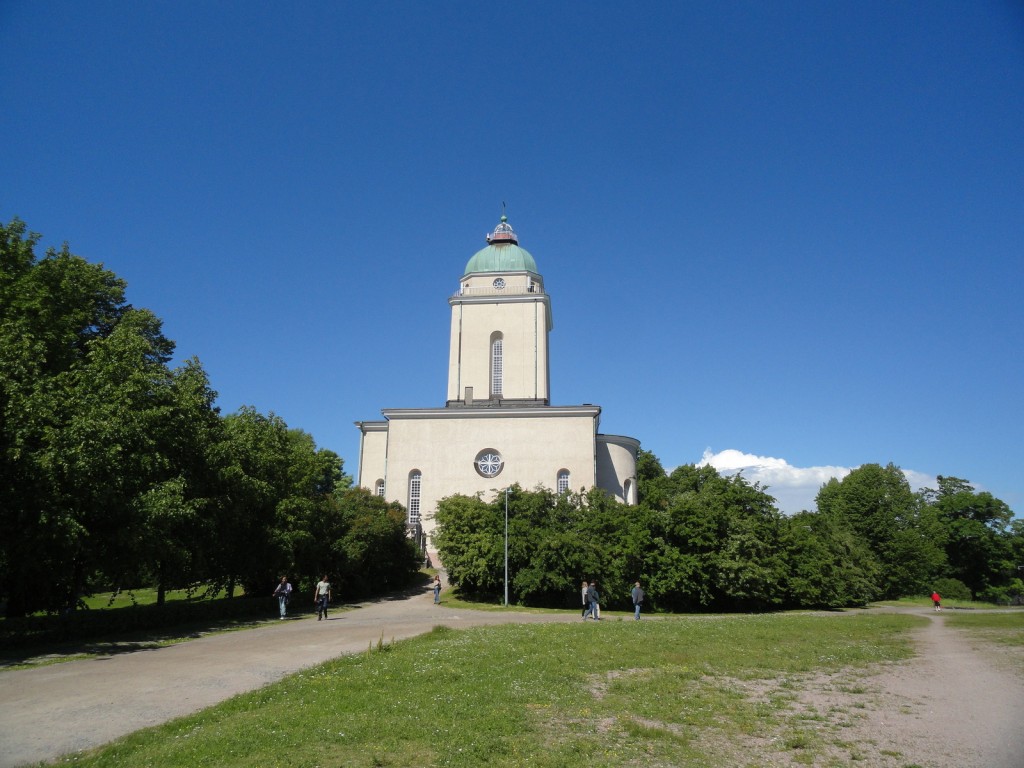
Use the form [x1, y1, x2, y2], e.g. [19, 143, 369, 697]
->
[931, 590, 942, 611]
[580, 580, 589, 618]
[433, 575, 441, 604]
[314, 575, 331, 620]
[587, 580, 601, 621]
[631, 580, 645, 621]
[272, 576, 292, 619]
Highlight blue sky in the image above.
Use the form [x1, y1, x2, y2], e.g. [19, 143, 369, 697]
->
[3, 2, 1022, 514]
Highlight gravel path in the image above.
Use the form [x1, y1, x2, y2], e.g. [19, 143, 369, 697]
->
[0, 579, 577, 767]
[836, 608, 1024, 768]
[0, 589, 1021, 767]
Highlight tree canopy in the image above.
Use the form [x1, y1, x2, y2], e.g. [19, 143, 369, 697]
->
[0, 218, 421, 617]
[435, 451, 1021, 611]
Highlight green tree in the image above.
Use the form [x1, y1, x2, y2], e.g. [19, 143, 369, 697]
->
[635, 449, 671, 510]
[925, 476, 1015, 600]
[133, 359, 224, 604]
[781, 511, 880, 608]
[512, 486, 604, 607]
[1002, 519, 1024, 604]
[0, 219, 181, 615]
[334, 488, 420, 597]
[38, 308, 196, 607]
[816, 463, 946, 598]
[274, 427, 347, 588]
[434, 493, 503, 598]
[435, 461, 790, 613]
[0, 218, 417, 620]
[205, 411, 419, 604]
[654, 465, 787, 611]
[210, 408, 308, 597]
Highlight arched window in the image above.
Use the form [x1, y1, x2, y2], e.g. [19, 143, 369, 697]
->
[375, 479, 385, 497]
[623, 478, 634, 505]
[408, 471, 422, 524]
[490, 333, 503, 397]
[557, 469, 571, 494]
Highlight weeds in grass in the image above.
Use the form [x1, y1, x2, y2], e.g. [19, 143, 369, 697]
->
[943, 610, 1024, 646]
[59, 613, 924, 767]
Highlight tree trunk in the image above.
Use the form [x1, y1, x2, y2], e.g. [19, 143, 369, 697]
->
[156, 564, 166, 606]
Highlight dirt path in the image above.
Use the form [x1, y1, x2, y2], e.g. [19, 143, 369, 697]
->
[0, 594, 1021, 767]
[839, 609, 1024, 768]
[0, 578, 578, 768]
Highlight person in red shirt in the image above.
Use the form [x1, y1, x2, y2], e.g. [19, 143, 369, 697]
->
[931, 591, 942, 611]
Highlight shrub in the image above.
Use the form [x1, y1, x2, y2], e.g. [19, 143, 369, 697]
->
[977, 578, 1024, 606]
[929, 577, 971, 601]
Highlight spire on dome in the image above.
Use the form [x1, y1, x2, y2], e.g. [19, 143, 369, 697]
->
[464, 209, 537, 276]
[486, 212, 519, 245]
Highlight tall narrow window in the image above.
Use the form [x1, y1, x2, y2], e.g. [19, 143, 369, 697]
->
[490, 333, 503, 397]
[623, 478, 634, 505]
[375, 479, 385, 497]
[408, 471, 422, 524]
[557, 470, 571, 494]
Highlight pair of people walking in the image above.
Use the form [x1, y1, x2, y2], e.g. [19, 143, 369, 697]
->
[272, 575, 332, 620]
[579, 579, 646, 620]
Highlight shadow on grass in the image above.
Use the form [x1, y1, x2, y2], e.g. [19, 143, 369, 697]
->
[362, 571, 436, 603]
[0, 615, 283, 669]
[1, 575, 438, 669]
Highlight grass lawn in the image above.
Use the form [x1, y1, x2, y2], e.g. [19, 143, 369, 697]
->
[78, 585, 239, 610]
[942, 610, 1024, 645]
[61, 612, 923, 767]
[870, 596, 1007, 611]
[0, 615, 284, 670]
[1, 586, 293, 670]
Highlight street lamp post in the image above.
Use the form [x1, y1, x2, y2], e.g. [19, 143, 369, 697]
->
[504, 488, 510, 607]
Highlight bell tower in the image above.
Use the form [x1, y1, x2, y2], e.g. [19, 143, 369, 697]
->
[446, 215, 552, 406]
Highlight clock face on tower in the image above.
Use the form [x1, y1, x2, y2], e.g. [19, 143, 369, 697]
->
[492, 277, 506, 289]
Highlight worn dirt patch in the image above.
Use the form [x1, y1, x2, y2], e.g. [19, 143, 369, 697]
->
[691, 611, 1024, 767]
[1, 596, 1021, 768]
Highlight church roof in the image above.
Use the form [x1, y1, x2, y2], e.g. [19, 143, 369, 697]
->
[463, 215, 538, 275]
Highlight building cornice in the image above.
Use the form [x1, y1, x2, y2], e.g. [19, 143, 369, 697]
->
[380, 405, 601, 420]
[354, 420, 388, 433]
[596, 434, 642, 450]
[448, 292, 551, 308]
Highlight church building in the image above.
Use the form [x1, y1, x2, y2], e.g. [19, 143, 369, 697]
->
[355, 215, 639, 558]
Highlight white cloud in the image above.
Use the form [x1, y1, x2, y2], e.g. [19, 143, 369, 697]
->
[694, 449, 935, 515]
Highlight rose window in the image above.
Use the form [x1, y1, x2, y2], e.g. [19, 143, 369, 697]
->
[474, 449, 504, 478]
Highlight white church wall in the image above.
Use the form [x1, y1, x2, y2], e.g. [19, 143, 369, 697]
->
[355, 422, 388, 492]
[383, 410, 598, 544]
[447, 292, 550, 403]
[595, 434, 641, 504]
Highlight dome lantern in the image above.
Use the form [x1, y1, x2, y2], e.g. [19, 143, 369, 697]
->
[463, 214, 538, 276]
[486, 215, 518, 245]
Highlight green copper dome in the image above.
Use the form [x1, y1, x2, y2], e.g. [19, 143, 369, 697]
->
[463, 215, 538, 275]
